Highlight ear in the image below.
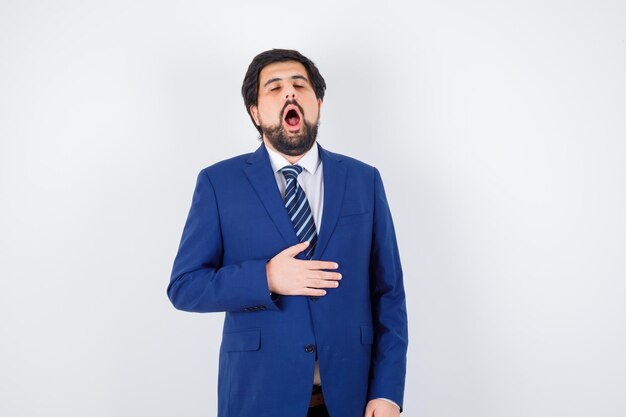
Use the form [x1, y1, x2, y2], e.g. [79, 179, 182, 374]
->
[317, 98, 323, 112]
[250, 105, 260, 126]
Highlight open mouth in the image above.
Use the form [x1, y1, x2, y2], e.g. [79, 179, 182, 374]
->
[283, 106, 302, 130]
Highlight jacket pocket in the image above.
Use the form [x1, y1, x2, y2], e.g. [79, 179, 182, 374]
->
[221, 328, 261, 352]
[360, 324, 374, 345]
[337, 211, 370, 226]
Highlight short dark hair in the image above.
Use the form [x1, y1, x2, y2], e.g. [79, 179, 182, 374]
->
[241, 49, 327, 135]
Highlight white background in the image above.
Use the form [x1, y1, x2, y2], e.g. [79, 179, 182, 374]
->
[1, 1, 625, 416]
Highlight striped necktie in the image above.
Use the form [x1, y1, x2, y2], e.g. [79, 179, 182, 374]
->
[280, 164, 317, 259]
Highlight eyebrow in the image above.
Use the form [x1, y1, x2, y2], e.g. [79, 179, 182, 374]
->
[263, 74, 309, 88]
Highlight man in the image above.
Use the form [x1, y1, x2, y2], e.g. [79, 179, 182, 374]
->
[167, 49, 408, 417]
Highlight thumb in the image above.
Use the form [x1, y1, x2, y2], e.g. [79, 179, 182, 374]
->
[283, 241, 310, 257]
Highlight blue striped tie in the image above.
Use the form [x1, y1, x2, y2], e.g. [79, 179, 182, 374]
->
[280, 164, 317, 259]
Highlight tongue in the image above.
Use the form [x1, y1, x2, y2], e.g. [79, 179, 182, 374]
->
[286, 116, 300, 126]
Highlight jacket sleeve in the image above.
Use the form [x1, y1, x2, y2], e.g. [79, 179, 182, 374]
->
[167, 168, 279, 313]
[367, 167, 409, 412]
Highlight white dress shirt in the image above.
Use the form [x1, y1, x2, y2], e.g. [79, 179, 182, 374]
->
[265, 141, 400, 411]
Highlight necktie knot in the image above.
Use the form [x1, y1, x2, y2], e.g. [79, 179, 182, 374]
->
[280, 164, 304, 182]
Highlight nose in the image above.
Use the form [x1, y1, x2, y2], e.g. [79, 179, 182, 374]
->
[284, 85, 296, 100]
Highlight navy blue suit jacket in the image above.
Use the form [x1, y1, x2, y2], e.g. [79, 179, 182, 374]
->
[168, 142, 408, 417]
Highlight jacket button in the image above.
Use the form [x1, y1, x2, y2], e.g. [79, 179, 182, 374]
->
[304, 344, 316, 353]
[309, 296, 319, 301]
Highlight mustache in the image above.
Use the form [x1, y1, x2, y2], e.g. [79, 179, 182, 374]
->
[281, 99, 305, 118]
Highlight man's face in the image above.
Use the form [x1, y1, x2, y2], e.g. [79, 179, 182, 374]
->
[250, 60, 322, 156]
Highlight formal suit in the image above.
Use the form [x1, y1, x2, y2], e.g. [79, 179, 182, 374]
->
[168, 141, 408, 417]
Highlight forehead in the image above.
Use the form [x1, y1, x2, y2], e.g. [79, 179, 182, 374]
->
[259, 60, 308, 82]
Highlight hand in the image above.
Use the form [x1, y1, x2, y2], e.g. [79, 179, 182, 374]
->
[364, 399, 401, 417]
[266, 241, 341, 296]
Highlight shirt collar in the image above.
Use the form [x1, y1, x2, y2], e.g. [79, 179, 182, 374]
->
[266, 140, 321, 175]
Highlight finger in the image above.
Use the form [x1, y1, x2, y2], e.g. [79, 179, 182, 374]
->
[309, 270, 342, 281]
[306, 260, 340, 270]
[307, 278, 340, 289]
[283, 241, 310, 257]
[303, 288, 327, 296]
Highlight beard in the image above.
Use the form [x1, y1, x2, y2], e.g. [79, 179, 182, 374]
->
[262, 119, 319, 156]
[259, 101, 319, 156]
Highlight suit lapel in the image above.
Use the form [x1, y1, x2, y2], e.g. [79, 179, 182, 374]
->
[243, 141, 347, 260]
[244, 143, 299, 248]
[313, 142, 347, 260]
